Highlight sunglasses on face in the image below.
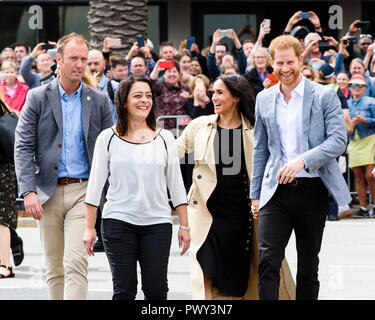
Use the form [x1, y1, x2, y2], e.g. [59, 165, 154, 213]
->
[360, 34, 373, 39]
[350, 83, 366, 88]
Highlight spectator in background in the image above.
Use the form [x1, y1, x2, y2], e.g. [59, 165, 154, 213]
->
[11, 44, 28, 69]
[1, 48, 16, 64]
[207, 29, 247, 80]
[186, 74, 213, 119]
[221, 63, 239, 75]
[150, 59, 190, 134]
[189, 58, 203, 77]
[0, 61, 28, 113]
[106, 55, 129, 120]
[302, 32, 322, 62]
[357, 34, 373, 60]
[308, 57, 325, 78]
[349, 58, 375, 97]
[301, 65, 316, 81]
[244, 47, 273, 96]
[242, 40, 254, 59]
[159, 41, 176, 61]
[246, 21, 271, 72]
[177, 51, 193, 87]
[126, 41, 155, 76]
[347, 75, 375, 218]
[129, 53, 148, 77]
[0, 96, 18, 279]
[87, 49, 108, 92]
[19, 42, 55, 89]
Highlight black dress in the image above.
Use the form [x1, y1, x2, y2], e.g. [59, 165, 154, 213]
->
[197, 125, 253, 297]
[0, 106, 18, 230]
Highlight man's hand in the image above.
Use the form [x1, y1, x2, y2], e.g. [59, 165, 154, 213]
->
[30, 43, 46, 59]
[251, 199, 259, 220]
[284, 11, 302, 33]
[308, 11, 321, 30]
[276, 157, 306, 184]
[348, 19, 361, 36]
[24, 192, 43, 220]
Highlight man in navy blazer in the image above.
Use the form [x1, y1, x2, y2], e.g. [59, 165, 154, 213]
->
[250, 35, 351, 300]
[15, 33, 113, 299]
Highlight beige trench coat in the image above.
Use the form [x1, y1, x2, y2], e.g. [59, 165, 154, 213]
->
[176, 113, 296, 300]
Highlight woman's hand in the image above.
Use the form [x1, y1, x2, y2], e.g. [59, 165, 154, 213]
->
[82, 227, 97, 256]
[178, 229, 191, 256]
[251, 199, 259, 220]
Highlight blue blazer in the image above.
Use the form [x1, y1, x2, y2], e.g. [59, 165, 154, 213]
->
[250, 78, 352, 208]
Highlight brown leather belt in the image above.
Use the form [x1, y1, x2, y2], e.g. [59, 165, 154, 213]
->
[57, 177, 88, 185]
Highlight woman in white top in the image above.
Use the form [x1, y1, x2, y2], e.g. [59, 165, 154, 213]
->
[83, 75, 190, 300]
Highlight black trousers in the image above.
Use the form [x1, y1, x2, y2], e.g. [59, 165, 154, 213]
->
[258, 178, 329, 300]
[102, 218, 172, 300]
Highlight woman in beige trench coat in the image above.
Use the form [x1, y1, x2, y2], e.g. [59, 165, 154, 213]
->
[176, 74, 295, 300]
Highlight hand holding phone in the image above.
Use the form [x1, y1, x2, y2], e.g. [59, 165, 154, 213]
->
[159, 60, 174, 69]
[318, 40, 330, 50]
[107, 38, 121, 48]
[299, 12, 311, 19]
[137, 35, 145, 48]
[42, 43, 55, 51]
[186, 36, 195, 50]
[355, 21, 371, 28]
[263, 19, 271, 28]
[220, 29, 232, 37]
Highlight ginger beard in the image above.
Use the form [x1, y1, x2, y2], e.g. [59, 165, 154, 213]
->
[271, 47, 303, 86]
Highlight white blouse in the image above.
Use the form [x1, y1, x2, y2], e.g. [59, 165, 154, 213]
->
[85, 127, 187, 226]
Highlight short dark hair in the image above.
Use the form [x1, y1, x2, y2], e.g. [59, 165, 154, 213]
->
[215, 74, 255, 127]
[10, 43, 28, 52]
[216, 42, 228, 51]
[110, 55, 128, 69]
[131, 52, 147, 67]
[115, 75, 157, 136]
[160, 41, 175, 50]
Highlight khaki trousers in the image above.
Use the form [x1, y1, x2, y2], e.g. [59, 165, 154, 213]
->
[38, 181, 88, 300]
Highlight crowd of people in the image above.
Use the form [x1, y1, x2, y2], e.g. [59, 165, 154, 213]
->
[0, 9, 374, 301]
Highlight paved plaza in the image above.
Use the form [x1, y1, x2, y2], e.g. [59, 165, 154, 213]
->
[1, 217, 375, 300]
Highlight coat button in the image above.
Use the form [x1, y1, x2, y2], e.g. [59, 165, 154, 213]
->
[197, 175, 202, 179]
[58, 144, 62, 148]
[193, 200, 198, 205]
[54, 166, 58, 170]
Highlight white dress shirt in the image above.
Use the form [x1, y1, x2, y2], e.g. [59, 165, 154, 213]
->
[275, 76, 319, 178]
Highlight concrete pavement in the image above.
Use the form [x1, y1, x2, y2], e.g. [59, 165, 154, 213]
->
[1, 218, 375, 300]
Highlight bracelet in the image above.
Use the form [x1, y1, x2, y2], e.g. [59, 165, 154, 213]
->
[315, 26, 321, 30]
[179, 225, 191, 231]
[283, 31, 290, 35]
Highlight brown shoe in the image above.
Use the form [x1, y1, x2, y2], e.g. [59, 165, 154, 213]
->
[338, 209, 352, 219]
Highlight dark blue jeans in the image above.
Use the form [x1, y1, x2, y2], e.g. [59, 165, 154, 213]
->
[102, 218, 172, 300]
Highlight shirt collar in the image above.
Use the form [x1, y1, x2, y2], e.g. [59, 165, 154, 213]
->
[276, 75, 305, 100]
[57, 76, 82, 99]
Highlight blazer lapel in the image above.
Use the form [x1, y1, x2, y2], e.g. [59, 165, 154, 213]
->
[46, 79, 63, 135]
[302, 80, 314, 148]
[81, 84, 92, 144]
[267, 86, 281, 146]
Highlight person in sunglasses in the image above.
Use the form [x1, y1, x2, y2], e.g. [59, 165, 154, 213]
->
[348, 74, 375, 218]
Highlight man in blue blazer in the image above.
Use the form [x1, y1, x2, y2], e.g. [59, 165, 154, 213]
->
[250, 35, 351, 300]
[15, 33, 113, 299]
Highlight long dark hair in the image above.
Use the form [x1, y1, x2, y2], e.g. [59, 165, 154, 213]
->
[215, 74, 256, 127]
[114, 75, 157, 136]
